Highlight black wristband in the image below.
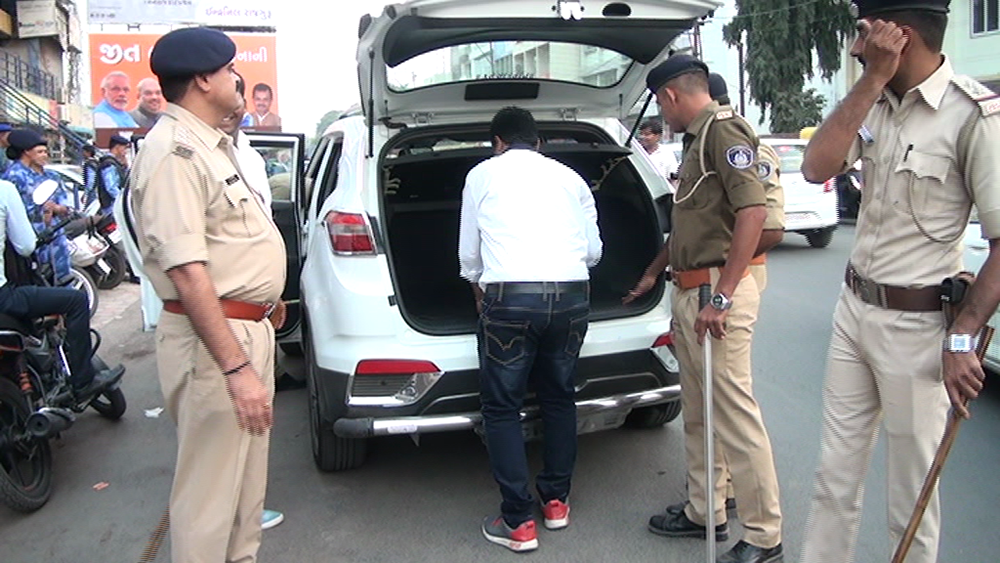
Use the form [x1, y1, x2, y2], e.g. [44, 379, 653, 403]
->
[223, 361, 251, 377]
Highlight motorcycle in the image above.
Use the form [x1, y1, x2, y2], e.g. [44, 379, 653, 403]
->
[0, 192, 127, 512]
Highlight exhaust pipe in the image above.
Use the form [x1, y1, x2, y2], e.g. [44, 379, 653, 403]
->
[27, 407, 76, 438]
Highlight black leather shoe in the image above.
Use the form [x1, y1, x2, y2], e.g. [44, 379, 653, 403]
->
[665, 499, 737, 515]
[717, 540, 783, 563]
[648, 508, 729, 541]
[73, 365, 125, 401]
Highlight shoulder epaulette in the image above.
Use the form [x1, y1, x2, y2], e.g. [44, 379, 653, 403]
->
[952, 75, 1000, 117]
[715, 109, 734, 121]
[171, 126, 196, 159]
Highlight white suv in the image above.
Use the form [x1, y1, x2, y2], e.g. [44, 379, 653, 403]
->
[283, 0, 720, 471]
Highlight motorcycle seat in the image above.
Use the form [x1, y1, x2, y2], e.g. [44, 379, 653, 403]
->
[0, 312, 34, 335]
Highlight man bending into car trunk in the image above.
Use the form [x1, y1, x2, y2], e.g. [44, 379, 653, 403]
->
[459, 106, 603, 552]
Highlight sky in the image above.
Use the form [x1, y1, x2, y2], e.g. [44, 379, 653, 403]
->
[275, 0, 392, 134]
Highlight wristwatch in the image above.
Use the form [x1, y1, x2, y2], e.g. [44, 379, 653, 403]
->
[944, 333, 977, 353]
[710, 293, 732, 311]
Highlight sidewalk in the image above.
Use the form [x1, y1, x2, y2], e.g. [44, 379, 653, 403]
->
[92, 281, 142, 331]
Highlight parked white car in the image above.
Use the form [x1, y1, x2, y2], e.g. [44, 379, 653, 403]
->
[284, 0, 727, 471]
[762, 138, 839, 248]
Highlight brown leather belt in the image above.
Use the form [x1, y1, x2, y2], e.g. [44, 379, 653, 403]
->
[163, 299, 276, 322]
[844, 264, 941, 312]
[672, 267, 750, 290]
[750, 254, 767, 266]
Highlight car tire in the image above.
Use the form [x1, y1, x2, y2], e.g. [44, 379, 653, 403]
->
[624, 400, 682, 429]
[305, 317, 368, 472]
[806, 228, 834, 249]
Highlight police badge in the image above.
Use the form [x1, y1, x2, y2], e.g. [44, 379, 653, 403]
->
[726, 145, 755, 170]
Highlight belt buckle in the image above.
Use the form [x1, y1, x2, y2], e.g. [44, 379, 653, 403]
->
[857, 278, 873, 304]
[261, 302, 277, 321]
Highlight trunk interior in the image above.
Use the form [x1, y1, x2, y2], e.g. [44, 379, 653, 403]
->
[381, 123, 664, 335]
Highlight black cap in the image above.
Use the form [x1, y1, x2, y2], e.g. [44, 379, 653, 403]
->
[150, 27, 237, 79]
[708, 73, 728, 100]
[853, 0, 950, 18]
[6, 129, 46, 160]
[646, 54, 709, 94]
[108, 135, 130, 149]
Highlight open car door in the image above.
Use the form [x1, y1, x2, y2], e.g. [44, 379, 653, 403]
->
[244, 132, 306, 350]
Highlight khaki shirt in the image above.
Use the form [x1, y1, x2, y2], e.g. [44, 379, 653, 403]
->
[130, 103, 286, 303]
[670, 102, 768, 272]
[757, 143, 786, 231]
[845, 56, 1000, 287]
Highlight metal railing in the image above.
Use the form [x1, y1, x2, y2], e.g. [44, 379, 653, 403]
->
[0, 78, 90, 163]
[0, 50, 60, 102]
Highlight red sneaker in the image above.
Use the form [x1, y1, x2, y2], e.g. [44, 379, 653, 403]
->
[481, 516, 538, 552]
[542, 499, 570, 530]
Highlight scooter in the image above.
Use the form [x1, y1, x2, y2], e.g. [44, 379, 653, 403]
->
[0, 193, 126, 512]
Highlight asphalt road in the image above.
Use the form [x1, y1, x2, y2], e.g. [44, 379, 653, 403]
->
[2, 224, 999, 563]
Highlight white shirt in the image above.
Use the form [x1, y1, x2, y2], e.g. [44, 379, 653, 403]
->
[647, 145, 679, 185]
[459, 148, 602, 286]
[235, 131, 272, 211]
[0, 180, 37, 286]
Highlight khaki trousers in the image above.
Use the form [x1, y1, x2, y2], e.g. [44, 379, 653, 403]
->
[156, 311, 275, 563]
[750, 263, 767, 293]
[800, 288, 949, 563]
[671, 270, 783, 548]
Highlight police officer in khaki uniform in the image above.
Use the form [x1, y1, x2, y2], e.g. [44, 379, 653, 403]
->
[708, 73, 785, 293]
[129, 28, 287, 563]
[799, 1, 1000, 562]
[625, 55, 784, 563]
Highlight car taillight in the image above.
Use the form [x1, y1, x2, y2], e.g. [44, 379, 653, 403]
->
[822, 178, 835, 193]
[101, 223, 117, 235]
[355, 359, 440, 375]
[652, 332, 673, 348]
[326, 211, 376, 255]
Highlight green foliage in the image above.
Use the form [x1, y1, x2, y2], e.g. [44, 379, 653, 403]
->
[723, 0, 855, 133]
[770, 88, 827, 133]
[315, 110, 342, 138]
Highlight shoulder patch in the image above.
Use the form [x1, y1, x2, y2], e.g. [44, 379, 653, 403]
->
[725, 145, 755, 170]
[172, 144, 194, 159]
[716, 110, 734, 120]
[757, 160, 773, 181]
[952, 74, 1000, 116]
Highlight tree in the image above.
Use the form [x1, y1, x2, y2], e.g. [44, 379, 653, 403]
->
[771, 88, 827, 134]
[314, 109, 342, 139]
[722, 0, 855, 133]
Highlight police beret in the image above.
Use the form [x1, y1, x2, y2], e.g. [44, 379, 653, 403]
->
[853, 0, 950, 18]
[150, 27, 236, 79]
[8, 129, 46, 151]
[646, 54, 709, 94]
[708, 73, 728, 99]
[108, 135, 130, 148]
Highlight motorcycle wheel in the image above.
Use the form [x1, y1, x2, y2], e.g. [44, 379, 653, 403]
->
[92, 247, 127, 290]
[0, 378, 53, 512]
[89, 387, 126, 420]
[63, 267, 99, 319]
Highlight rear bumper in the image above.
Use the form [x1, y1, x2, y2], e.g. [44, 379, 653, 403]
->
[333, 384, 680, 438]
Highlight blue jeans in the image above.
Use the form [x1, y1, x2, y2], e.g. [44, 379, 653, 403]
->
[0, 284, 94, 389]
[477, 282, 589, 526]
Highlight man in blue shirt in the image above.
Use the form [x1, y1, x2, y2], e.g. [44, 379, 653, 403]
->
[93, 71, 139, 129]
[0, 178, 121, 398]
[95, 135, 129, 216]
[2, 130, 74, 284]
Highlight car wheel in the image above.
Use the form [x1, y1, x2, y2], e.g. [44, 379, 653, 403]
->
[806, 228, 834, 249]
[305, 320, 367, 472]
[624, 400, 682, 429]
